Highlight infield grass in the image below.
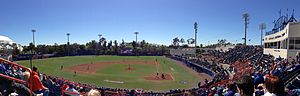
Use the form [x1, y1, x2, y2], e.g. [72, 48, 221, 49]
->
[17, 56, 205, 91]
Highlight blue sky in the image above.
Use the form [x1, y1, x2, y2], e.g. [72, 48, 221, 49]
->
[0, 0, 300, 46]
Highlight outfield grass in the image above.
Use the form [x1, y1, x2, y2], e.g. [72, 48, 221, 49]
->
[17, 56, 202, 91]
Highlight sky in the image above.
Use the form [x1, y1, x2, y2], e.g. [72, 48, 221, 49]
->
[0, 0, 300, 46]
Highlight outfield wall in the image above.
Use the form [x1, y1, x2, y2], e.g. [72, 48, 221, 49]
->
[168, 56, 215, 77]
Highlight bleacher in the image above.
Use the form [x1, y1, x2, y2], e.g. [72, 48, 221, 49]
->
[1, 45, 300, 95]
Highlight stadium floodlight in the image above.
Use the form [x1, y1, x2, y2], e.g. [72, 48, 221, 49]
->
[242, 13, 249, 46]
[259, 23, 266, 46]
[194, 22, 198, 48]
[31, 29, 36, 47]
[134, 32, 139, 43]
[66, 33, 70, 56]
[97, 34, 102, 55]
[67, 33, 70, 44]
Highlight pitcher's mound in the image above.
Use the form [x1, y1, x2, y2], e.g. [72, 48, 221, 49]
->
[125, 68, 136, 71]
[144, 74, 174, 80]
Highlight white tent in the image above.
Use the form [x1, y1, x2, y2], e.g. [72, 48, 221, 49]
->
[0, 35, 14, 61]
[0, 35, 14, 45]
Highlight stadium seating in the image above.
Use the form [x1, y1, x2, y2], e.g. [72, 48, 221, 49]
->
[1, 46, 300, 96]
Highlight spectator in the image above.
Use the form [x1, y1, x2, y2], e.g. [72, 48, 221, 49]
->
[236, 75, 254, 96]
[29, 66, 49, 96]
[225, 84, 238, 96]
[253, 71, 264, 87]
[264, 75, 286, 96]
[65, 84, 80, 96]
[87, 89, 100, 96]
[198, 82, 201, 88]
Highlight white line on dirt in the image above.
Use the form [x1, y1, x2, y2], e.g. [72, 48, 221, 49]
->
[103, 80, 124, 84]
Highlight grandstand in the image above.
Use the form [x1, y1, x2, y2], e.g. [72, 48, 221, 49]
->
[1, 45, 300, 95]
[1, 1, 300, 95]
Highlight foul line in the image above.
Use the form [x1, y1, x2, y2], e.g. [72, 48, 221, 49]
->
[103, 80, 124, 84]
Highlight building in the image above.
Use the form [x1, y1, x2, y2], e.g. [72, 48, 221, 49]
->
[263, 13, 300, 60]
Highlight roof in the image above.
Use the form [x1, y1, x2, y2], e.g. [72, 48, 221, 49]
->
[0, 35, 14, 44]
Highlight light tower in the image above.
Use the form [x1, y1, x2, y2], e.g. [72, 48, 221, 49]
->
[98, 34, 102, 55]
[194, 22, 198, 47]
[31, 29, 36, 47]
[259, 23, 266, 46]
[30, 28, 36, 72]
[134, 32, 139, 43]
[242, 13, 250, 45]
[66, 33, 70, 56]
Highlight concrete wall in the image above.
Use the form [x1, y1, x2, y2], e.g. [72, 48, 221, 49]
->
[264, 48, 288, 58]
[263, 22, 300, 60]
[287, 50, 300, 60]
[215, 45, 235, 52]
[169, 48, 196, 56]
[289, 23, 300, 37]
[264, 24, 289, 43]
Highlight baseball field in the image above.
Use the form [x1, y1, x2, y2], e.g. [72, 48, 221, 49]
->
[17, 56, 211, 91]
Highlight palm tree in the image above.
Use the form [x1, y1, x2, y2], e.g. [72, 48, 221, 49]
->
[217, 39, 227, 45]
[172, 37, 180, 48]
[180, 38, 185, 45]
[100, 37, 106, 45]
[113, 40, 118, 54]
[98, 34, 102, 42]
[187, 38, 195, 45]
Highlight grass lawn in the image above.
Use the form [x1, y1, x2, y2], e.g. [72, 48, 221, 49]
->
[17, 56, 202, 91]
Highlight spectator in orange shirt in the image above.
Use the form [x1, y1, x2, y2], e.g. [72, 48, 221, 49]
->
[28, 66, 49, 96]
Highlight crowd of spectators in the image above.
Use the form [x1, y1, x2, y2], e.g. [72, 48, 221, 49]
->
[1, 45, 300, 96]
[198, 46, 300, 96]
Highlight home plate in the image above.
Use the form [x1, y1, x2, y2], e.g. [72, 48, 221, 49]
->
[104, 80, 124, 84]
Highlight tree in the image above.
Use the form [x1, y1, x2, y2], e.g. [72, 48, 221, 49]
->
[108, 41, 113, 49]
[102, 41, 107, 54]
[172, 37, 180, 48]
[120, 39, 126, 51]
[86, 40, 98, 54]
[132, 41, 137, 48]
[28, 43, 35, 53]
[187, 38, 195, 44]
[100, 37, 106, 46]
[180, 38, 185, 45]
[200, 44, 203, 48]
[107, 40, 113, 54]
[12, 43, 20, 56]
[113, 40, 119, 54]
[18, 38, 170, 56]
[140, 40, 146, 48]
[217, 39, 227, 45]
[54, 43, 58, 53]
[160, 45, 168, 55]
[69, 43, 81, 55]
